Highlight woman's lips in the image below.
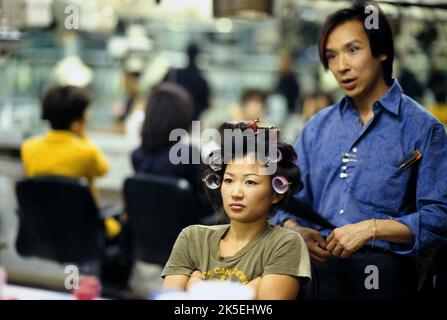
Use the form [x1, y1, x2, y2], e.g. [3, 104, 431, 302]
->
[341, 78, 356, 90]
[229, 204, 245, 211]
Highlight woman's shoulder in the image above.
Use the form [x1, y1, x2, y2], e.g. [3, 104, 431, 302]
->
[131, 146, 166, 160]
[267, 224, 306, 244]
[181, 224, 229, 237]
[131, 147, 146, 163]
[131, 146, 169, 170]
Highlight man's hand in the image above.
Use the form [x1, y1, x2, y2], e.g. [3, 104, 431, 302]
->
[283, 219, 331, 263]
[327, 220, 373, 258]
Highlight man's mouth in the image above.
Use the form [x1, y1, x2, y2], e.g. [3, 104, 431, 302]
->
[340, 78, 357, 90]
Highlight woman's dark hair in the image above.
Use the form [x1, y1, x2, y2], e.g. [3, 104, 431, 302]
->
[319, 0, 394, 85]
[202, 121, 303, 220]
[41, 85, 92, 130]
[141, 82, 193, 152]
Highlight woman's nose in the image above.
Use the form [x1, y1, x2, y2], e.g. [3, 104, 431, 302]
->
[231, 182, 244, 198]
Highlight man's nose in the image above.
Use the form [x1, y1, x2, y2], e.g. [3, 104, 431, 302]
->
[336, 54, 350, 74]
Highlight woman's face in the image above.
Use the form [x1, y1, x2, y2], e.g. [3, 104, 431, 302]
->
[220, 154, 281, 224]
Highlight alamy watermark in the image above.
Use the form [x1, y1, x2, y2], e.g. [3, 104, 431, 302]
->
[64, 265, 80, 290]
[168, 121, 279, 175]
[365, 4, 379, 30]
[364, 265, 379, 290]
[64, 4, 80, 30]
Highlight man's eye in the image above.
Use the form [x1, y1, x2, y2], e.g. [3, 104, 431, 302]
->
[223, 178, 233, 184]
[349, 47, 359, 54]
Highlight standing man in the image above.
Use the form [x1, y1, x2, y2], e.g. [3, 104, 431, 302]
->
[275, 51, 301, 114]
[272, 0, 447, 299]
[164, 42, 210, 121]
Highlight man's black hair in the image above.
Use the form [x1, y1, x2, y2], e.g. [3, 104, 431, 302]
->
[41, 85, 92, 130]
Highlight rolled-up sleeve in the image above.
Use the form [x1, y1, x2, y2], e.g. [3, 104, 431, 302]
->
[392, 124, 447, 255]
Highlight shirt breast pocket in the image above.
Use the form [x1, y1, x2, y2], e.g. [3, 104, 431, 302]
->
[354, 164, 413, 213]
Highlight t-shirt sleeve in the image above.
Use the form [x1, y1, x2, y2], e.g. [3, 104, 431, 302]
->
[20, 140, 32, 176]
[263, 232, 311, 282]
[83, 138, 109, 177]
[162, 227, 196, 278]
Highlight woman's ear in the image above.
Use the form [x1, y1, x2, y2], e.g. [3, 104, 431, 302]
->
[271, 192, 285, 205]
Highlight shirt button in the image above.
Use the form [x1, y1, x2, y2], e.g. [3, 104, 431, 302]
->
[339, 209, 344, 214]
[352, 147, 358, 153]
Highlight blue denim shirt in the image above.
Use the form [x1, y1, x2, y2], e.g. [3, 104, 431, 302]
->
[272, 80, 447, 257]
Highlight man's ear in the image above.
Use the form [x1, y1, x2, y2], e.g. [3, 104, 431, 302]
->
[70, 117, 86, 137]
[70, 120, 81, 132]
[378, 53, 387, 62]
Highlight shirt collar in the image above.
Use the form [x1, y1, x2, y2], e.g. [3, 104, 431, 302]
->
[377, 79, 402, 116]
[45, 130, 76, 141]
[338, 79, 403, 116]
[339, 95, 353, 115]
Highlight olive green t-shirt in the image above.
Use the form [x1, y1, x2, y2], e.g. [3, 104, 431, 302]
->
[162, 223, 311, 285]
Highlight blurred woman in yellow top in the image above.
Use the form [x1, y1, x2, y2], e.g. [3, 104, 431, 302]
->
[21, 85, 120, 238]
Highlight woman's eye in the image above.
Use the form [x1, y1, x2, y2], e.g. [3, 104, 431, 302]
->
[326, 53, 335, 60]
[223, 178, 233, 184]
[246, 180, 257, 185]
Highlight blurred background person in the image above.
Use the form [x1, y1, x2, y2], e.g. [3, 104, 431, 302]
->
[116, 71, 142, 123]
[131, 82, 211, 219]
[398, 67, 425, 104]
[275, 50, 301, 114]
[300, 91, 334, 128]
[164, 42, 210, 121]
[427, 69, 447, 126]
[20, 85, 131, 291]
[112, 55, 147, 136]
[21, 85, 109, 209]
[132, 83, 197, 184]
[282, 91, 334, 144]
[230, 88, 268, 122]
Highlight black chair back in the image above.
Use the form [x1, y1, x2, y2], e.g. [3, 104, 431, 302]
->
[15, 176, 104, 265]
[124, 174, 202, 266]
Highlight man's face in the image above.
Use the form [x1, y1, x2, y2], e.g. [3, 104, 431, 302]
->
[325, 19, 387, 102]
